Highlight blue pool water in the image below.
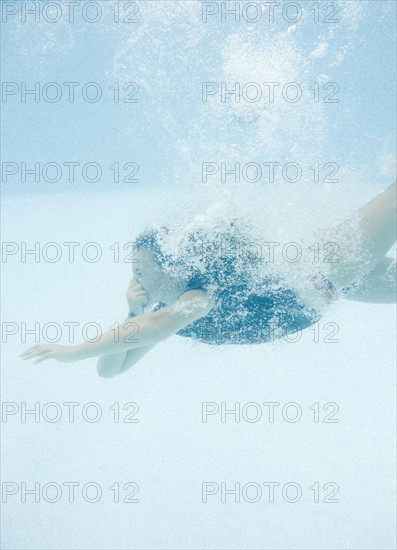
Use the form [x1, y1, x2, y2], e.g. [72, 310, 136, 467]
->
[1, 1, 396, 549]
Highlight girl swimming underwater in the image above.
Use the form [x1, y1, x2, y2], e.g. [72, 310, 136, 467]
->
[20, 182, 396, 377]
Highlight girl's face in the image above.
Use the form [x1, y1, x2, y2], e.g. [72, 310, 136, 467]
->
[132, 248, 186, 305]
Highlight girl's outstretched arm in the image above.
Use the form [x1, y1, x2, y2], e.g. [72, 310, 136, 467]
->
[19, 289, 215, 367]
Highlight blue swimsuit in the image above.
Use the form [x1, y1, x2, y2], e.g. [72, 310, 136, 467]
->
[174, 273, 324, 345]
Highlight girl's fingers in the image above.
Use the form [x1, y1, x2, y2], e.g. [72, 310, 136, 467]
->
[129, 291, 147, 300]
[19, 345, 40, 357]
[20, 350, 41, 359]
[129, 284, 144, 293]
[37, 349, 52, 356]
[20, 346, 52, 360]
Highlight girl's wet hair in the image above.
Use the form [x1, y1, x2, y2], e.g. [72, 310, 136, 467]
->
[133, 226, 205, 292]
[133, 226, 171, 268]
[132, 222, 263, 295]
[132, 225, 210, 290]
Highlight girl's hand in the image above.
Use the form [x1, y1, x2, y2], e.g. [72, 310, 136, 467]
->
[126, 277, 148, 315]
[19, 344, 83, 364]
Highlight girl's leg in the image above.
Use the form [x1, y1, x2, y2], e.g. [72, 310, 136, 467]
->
[323, 182, 397, 290]
[341, 256, 396, 303]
